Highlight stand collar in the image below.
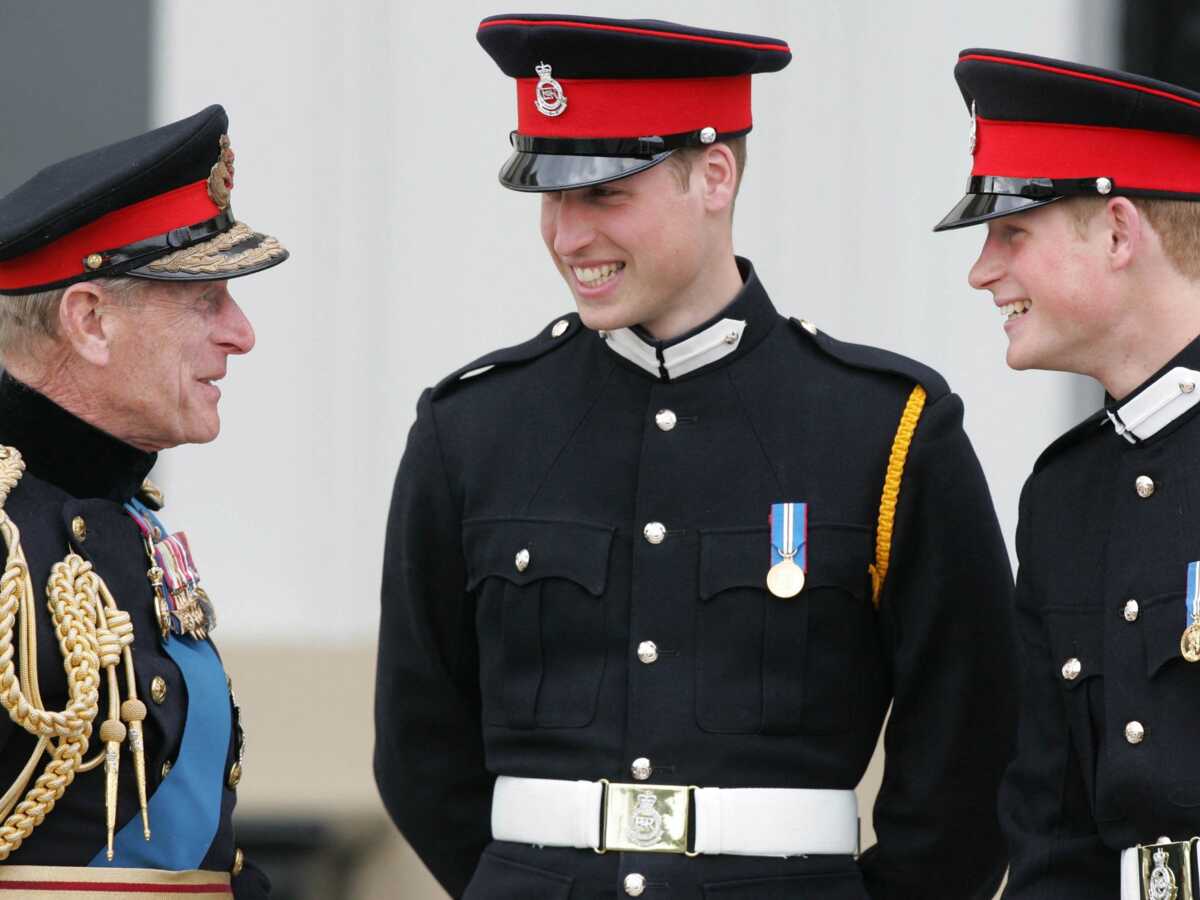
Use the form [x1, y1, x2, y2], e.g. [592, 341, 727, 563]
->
[1105, 333, 1200, 445]
[0, 371, 155, 500]
[598, 257, 778, 381]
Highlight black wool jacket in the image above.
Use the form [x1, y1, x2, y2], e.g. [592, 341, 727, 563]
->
[0, 373, 267, 898]
[1001, 334, 1200, 898]
[375, 260, 1017, 900]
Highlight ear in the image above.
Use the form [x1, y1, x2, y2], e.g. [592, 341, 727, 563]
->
[1103, 197, 1143, 272]
[58, 281, 113, 366]
[699, 143, 738, 214]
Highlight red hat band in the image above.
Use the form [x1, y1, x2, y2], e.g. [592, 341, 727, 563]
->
[515, 74, 752, 140]
[972, 115, 1200, 195]
[0, 180, 220, 292]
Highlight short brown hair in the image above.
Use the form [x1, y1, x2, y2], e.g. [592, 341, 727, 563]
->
[1068, 195, 1200, 280]
[664, 136, 748, 197]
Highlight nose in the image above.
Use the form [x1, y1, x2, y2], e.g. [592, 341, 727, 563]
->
[216, 292, 256, 355]
[550, 193, 595, 258]
[967, 230, 1003, 291]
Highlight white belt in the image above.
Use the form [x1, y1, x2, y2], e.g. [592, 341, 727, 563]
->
[1120, 838, 1199, 900]
[491, 775, 858, 857]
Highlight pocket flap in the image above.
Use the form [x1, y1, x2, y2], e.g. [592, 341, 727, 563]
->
[1141, 593, 1191, 677]
[1044, 607, 1104, 689]
[699, 524, 870, 601]
[463, 517, 614, 596]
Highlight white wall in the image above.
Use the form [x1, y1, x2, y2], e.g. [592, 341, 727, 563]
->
[152, 0, 1114, 645]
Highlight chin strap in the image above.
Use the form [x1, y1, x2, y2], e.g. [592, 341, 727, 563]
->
[868, 386, 927, 610]
[0, 445, 148, 860]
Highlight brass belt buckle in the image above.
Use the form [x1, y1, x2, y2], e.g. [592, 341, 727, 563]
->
[1139, 837, 1197, 900]
[599, 782, 692, 854]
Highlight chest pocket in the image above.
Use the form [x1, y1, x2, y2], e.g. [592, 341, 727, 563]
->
[695, 524, 878, 736]
[464, 517, 614, 729]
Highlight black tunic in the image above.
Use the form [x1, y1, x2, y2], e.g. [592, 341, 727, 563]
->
[375, 260, 1017, 899]
[0, 372, 267, 898]
[1001, 334, 1200, 897]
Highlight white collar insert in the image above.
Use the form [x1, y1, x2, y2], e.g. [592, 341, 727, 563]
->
[602, 318, 748, 380]
[1107, 365, 1200, 443]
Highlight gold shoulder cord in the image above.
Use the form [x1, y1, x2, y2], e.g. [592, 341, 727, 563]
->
[867, 386, 927, 610]
[0, 446, 149, 860]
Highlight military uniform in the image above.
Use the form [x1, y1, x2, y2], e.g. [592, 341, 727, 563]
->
[375, 254, 1017, 898]
[934, 49, 1200, 900]
[0, 106, 286, 896]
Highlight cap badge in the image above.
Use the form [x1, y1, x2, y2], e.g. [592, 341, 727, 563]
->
[207, 135, 236, 210]
[534, 62, 568, 118]
[968, 101, 978, 156]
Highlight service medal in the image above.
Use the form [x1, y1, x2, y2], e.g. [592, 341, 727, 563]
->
[1183, 561, 1200, 662]
[767, 502, 807, 599]
[767, 558, 805, 599]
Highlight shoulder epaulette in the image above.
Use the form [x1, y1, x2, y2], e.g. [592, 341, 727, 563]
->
[1032, 409, 1107, 474]
[789, 318, 951, 403]
[432, 314, 584, 399]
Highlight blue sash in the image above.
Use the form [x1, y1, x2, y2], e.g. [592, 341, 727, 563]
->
[90, 634, 230, 869]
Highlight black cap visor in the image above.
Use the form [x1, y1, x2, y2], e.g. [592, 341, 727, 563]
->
[499, 149, 673, 192]
[934, 176, 1068, 231]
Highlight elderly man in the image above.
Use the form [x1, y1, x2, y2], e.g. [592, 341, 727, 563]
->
[0, 105, 286, 897]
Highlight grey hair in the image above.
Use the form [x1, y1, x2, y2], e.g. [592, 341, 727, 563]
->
[0, 276, 146, 364]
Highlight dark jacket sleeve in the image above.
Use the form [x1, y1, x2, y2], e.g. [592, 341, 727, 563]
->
[373, 390, 493, 898]
[232, 858, 271, 899]
[998, 480, 1114, 898]
[858, 391, 1018, 899]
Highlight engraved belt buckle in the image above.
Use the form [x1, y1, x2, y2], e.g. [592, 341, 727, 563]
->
[1139, 837, 1197, 900]
[598, 781, 694, 855]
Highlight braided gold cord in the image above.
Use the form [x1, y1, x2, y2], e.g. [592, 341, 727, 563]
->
[868, 386, 927, 610]
[0, 445, 123, 858]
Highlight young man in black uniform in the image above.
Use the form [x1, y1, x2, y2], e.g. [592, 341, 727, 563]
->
[936, 49, 1200, 900]
[376, 15, 1017, 899]
[0, 106, 287, 896]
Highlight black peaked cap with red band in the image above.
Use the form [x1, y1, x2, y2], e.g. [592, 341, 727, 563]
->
[935, 48, 1200, 231]
[0, 104, 287, 295]
[477, 14, 791, 192]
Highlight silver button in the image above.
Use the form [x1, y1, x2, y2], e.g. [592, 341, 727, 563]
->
[723, 331, 739, 345]
[631, 757, 652, 780]
[624, 873, 647, 897]
[655, 410, 677, 432]
[598, 330, 609, 339]
[637, 641, 659, 664]
[1124, 599, 1140, 622]
[515, 548, 530, 573]
[799, 319, 818, 335]
[1061, 658, 1082, 681]
[643, 522, 666, 545]
[1182, 381, 1196, 394]
[551, 319, 569, 338]
[1135, 475, 1156, 498]
[699, 126, 717, 145]
[1125, 720, 1145, 745]
[1096, 176, 1113, 195]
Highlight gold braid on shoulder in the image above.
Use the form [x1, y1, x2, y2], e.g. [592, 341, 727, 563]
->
[868, 386, 927, 610]
[0, 446, 149, 860]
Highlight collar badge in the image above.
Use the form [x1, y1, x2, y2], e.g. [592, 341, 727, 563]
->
[207, 135, 236, 210]
[534, 62, 568, 118]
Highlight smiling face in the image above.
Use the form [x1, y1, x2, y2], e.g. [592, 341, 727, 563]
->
[101, 279, 256, 450]
[539, 157, 725, 337]
[967, 201, 1119, 376]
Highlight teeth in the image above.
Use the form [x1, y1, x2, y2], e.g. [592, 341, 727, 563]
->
[1000, 299, 1032, 320]
[572, 262, 624, 286]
